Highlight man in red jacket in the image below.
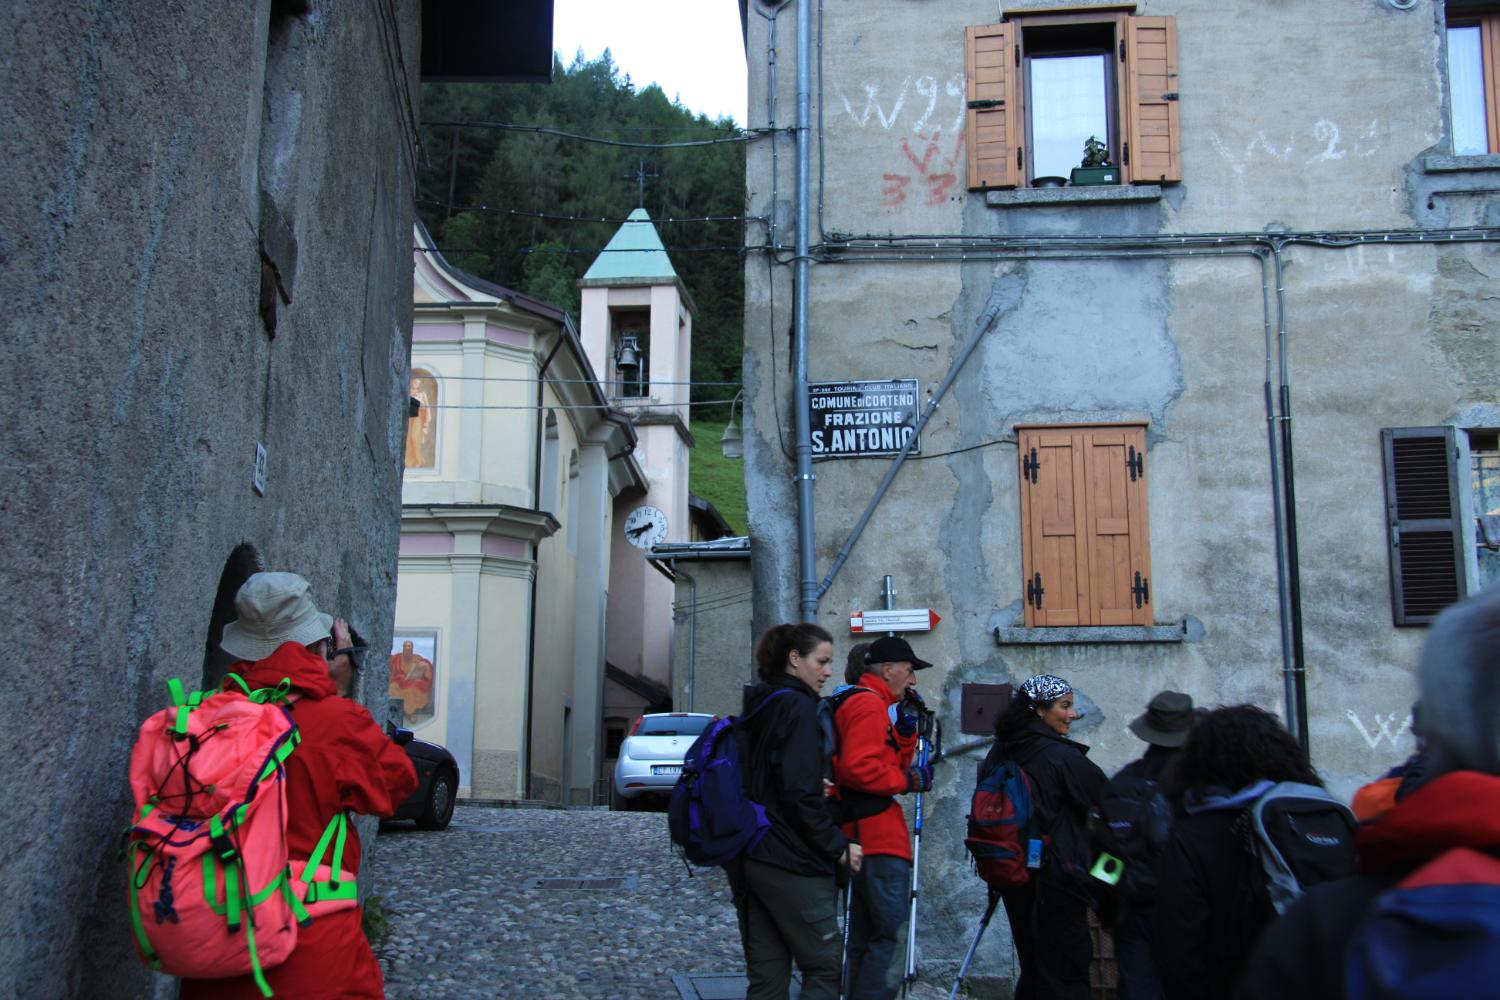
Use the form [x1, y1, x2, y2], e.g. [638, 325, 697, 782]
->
[182, 572, 418, 1000]
[831, 636, 933, 1000]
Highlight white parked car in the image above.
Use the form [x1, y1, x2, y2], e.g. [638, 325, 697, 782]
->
[611, 712, 716, 810]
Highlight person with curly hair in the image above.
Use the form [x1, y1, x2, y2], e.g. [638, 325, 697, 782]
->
[981, 674, 1107, 1000]
[1151, 705, 1323, 1000]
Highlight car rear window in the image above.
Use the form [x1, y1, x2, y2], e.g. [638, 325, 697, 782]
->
[637, 715, 713, 737]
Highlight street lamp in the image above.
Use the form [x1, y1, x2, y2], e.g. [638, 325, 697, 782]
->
[719, 390, 744, 459]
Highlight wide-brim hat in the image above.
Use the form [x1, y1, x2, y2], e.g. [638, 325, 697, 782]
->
[1128, 690, 1198, 747]
[865, 636, 933, 671]
[220, 572, 334, 663]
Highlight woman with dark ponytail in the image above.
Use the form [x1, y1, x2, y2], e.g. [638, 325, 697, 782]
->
[730, 623, 862, 1000]
[981, 674, 1107, 1000]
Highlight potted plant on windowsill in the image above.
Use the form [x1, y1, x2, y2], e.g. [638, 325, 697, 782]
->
[1070, 135, 1120, 186]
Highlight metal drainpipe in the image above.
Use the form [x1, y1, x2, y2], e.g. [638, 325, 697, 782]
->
[1271, 242, 1310, 747]
[793, 0, 817, 622]
[523, 332, 565, 799]
[1258, 245, 1299, 746]
[677, 563, 698, 712]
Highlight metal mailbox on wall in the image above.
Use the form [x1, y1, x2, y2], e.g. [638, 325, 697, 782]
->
[961, 682, 1013, 736]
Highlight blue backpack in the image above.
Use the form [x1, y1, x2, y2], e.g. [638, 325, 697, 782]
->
[1345, 847, 1500, 998]
[668, 689, 790, 868]
[965, 759, 1040, 891]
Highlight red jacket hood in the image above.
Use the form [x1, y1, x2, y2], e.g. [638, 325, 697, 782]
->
[1358, 770, 1500, 872]
[233, 642, 338, 700]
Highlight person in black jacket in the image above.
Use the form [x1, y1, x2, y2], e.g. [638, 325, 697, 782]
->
[731, 623, 863, 1000]
[983, 673, 1107, 1000]
[1108, 690, 1199, 1000]
[1152, 705, 1322, 1000]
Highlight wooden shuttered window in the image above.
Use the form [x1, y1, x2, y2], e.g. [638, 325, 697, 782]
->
[964, 13, 1180, 189]
[1019, 424, 1153, 627]
[1381, 427, 1467, 625]
[965, 23, 1019, 191]
[1124, 16, 1182, 184]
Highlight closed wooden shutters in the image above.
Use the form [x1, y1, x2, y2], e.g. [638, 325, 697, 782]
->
[1381, 427, 1466, 625]
[965, 23, 1019, 191]
[1019, 424, 1154, 627]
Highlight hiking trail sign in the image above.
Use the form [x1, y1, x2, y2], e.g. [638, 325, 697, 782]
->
[850, 608, 942, 633]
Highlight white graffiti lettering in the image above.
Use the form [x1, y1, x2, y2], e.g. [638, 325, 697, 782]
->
[1345, 710, 1413, 751]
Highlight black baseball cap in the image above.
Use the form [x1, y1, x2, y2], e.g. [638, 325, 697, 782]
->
[864, 636, 933, 671]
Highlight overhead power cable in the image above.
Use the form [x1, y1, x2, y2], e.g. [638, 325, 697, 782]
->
[427, 398, 743, 412]
[411, 374, 742, 388]
[416, 244, 764, 258]
[416, 198, 760, 226]
[423, 120, 781, 149]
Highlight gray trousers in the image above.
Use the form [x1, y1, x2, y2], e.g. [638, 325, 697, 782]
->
[731, 857, 842, 1000]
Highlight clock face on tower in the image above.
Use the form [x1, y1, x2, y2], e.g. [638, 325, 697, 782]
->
[623, 504, 668, 550]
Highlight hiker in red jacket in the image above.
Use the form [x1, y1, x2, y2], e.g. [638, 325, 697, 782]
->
[182, 572, 417, 1000]
[831, 636, 933, 1000]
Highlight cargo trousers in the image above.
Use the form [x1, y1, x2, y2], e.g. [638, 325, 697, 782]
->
[730, 856, 843, 1000]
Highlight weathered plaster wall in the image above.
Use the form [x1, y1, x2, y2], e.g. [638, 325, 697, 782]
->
[669, 558, 757, 718]
[0, 3, 419, 995]
[744, 0, 1498, 987]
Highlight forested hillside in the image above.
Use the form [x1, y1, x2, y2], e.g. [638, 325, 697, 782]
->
[416, 53, 746, 417]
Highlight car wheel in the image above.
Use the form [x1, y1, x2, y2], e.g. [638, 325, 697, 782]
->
[416, 767, 457, 830]
[610, 782, 634, 812]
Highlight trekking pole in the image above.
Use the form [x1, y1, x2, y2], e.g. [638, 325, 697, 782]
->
[903, 724, 931, 987]
[840, 876, 854, 1000]
[947, 889, 1001, 1000]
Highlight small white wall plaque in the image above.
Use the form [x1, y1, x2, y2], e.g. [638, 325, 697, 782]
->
[253, 443, 268, 496]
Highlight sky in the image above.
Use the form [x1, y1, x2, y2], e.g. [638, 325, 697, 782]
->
[552, 0, 748, 125]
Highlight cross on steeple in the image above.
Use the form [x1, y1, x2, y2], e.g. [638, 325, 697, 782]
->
[623, 159, 658, 208]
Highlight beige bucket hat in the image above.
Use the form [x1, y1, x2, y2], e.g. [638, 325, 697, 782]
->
[220, 572, 334, 663]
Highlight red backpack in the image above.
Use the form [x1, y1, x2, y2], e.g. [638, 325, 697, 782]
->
[964, 759, 1042, 891]
[125, 676, 355, 998]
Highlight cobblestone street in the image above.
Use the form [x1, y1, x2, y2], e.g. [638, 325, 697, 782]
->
[368, 805, 959, 1000]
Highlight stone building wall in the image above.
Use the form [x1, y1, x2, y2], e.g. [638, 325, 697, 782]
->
[0, 2, 420, 995]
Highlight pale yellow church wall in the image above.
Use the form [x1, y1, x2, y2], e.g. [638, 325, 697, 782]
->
[529, 390, 586, 802]
[471, 565, 534, 799]
[392, 565, 454, 750]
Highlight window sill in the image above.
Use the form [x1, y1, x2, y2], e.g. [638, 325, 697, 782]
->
[985, 184, 1163, 209]
[1421, 153, 1500, 174]
[994, 616, 1202, 645]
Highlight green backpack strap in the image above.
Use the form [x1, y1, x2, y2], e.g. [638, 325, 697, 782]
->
[300, 812, 359, 904]
[166, 678, 215, 736]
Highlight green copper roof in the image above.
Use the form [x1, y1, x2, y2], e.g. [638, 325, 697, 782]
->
[581, 208, 679, 282]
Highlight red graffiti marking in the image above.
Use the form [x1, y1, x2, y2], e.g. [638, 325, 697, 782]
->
[882, 173, 912, 206]
[883, 128, 967, 207]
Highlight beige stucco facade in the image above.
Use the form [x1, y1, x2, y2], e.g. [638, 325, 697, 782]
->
[397, 226, 643, 804]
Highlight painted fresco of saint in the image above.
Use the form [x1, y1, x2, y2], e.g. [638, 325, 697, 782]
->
[404, 369, 437, 469]
[390, 637, 435, 725]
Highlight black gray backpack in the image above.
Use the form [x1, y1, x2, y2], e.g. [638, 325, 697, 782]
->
[1247, 781, 1358, 913]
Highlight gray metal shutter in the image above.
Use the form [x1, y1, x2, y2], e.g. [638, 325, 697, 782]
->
[1381, 427, 1466, 625]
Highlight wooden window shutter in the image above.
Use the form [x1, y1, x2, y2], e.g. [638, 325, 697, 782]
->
[1123, 16, 1180, 184]
[1081, 426, 1153, 626]
[1381, 427, 1466, 625]
[966, 23, 1020, 190]
[1019, 428, 1089, 627]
